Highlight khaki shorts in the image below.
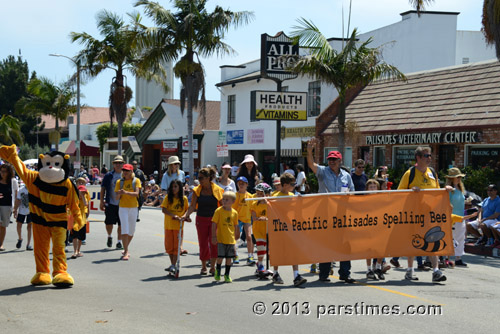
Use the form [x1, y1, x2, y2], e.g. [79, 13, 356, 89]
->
[0, 206, 12, 227]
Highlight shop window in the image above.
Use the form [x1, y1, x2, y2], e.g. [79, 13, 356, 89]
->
[439, 145, 456, 170]
[467, 146, 500, 168]
[393, 146, 417, 169]
[373, 147, 386, 168]
[308, 81, 321, 117]
[227, 95, 236, 124]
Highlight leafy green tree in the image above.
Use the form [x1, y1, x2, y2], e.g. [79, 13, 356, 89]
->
[288, 20, 406, 158]
[0, 55, 29, 117]
[134, 0, 254, 182]
[16, 77, 77, 150]
[71, 10, 165, 156]
[0, 115, 24, 145]
[96, 122, 143, 152]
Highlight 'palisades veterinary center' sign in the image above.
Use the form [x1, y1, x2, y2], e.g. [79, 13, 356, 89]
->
[366, 131, 478, 145]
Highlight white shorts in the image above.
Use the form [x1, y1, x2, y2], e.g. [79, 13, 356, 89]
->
[119, 207, 138, 236]
[468, 219, 498, 229]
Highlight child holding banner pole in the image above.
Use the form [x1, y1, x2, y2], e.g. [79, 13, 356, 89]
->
[365, 179, 386, 280]
[271, 173, 307, 287]
[251, 183, 273, 277]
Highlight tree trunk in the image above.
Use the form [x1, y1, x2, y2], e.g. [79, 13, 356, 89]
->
[55, 116, 59, 151]
[117, 121, 123, 156]
[187, 97, 194, 186]
[337, 94, 346, 161]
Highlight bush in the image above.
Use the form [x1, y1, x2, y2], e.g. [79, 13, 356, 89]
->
[18, 143, 51, 161]
[462, 166, 497, 199]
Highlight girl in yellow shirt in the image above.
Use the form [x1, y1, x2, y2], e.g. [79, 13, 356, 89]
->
[161, 180, 190, 274]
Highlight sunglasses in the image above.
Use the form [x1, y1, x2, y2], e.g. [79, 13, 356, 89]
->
[422, 154, 432, 158]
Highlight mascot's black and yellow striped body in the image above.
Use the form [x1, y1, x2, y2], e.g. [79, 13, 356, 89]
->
[0, 145, 82, 287]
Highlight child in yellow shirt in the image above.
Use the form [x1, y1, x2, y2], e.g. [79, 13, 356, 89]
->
[233, 176, 255, 265]
[211, 191, 240, 283]
[161, 180, 190, 275]
[271, 172, 307, 287]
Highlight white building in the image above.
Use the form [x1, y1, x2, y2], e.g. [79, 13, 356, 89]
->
[216, 10, 495, 174]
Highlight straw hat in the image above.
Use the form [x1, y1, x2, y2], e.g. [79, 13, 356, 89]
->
[113, 155, 124, 163]
[168, 156, 181, 165]
[445, 167, 465, 178]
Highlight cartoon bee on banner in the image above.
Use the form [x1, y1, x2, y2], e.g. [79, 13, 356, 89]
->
[412, 226, 446, 252]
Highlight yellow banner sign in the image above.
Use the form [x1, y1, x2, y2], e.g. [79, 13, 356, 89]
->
[256, 109, 307, 121]
[283, 126, 316, 139]
[266, 190, 454, 266]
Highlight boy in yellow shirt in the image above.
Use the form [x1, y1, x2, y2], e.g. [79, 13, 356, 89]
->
[211, 191, 240, 283]
[272, 172, 307, 287]
[233, 176, 255, 265]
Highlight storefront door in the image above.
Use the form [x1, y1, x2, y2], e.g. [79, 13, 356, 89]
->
[439, 145, 456, 170]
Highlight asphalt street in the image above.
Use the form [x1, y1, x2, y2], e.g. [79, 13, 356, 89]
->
[1, 207, 499, 333]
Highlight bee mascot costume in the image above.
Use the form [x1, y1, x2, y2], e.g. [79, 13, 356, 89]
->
[0, 144, 83, 287]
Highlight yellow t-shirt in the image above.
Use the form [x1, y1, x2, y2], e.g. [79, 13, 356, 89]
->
[212, 206, 239, 244]
[273, 191, 294, 197]
[398, 167, 439, 190]
[251, 200, 268, 240]
[161, 196, 189, 230]
[78, 191, 90, 224]
[115, 178, 142, 208]
[233, 191, 252, 223]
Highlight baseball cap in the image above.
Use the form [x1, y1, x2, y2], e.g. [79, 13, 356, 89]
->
[273, 177, 281, 185]
[122, 164, 133, 171]
[236, 176, 248, 183]
[327, 151, 342, 160]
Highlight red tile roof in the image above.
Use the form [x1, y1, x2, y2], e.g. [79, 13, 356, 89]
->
[41, 107, 111, 130]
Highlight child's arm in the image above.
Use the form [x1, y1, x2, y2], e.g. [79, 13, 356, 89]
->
[13, 198, 20, 219]
[234, 223, 240, 241]
[162, 207, 181, 221]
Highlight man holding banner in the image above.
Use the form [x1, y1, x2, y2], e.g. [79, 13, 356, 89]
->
[307, 138, 356, 283]
[397, 146, 448, 282]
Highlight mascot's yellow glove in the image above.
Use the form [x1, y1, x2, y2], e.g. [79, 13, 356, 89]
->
[0, 144, 17, 160]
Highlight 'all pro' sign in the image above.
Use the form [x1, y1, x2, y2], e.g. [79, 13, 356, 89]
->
[251, 91, 307, 121]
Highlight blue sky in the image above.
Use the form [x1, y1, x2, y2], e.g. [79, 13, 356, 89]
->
[1, 0, 484, 108]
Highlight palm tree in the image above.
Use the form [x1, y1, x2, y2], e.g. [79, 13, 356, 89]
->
[410, 0, 500, 59]
[134, 0, 254, 183]
[0, 115, 24, 145]
[71, 10, 165, 155]
[288, 19, 406, 158]
[16, 77, 76, 150]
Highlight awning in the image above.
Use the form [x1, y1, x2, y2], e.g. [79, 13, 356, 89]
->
[280, 148, 302, 157]
[58, 140, 76, 155]
[81, 140, 100, 157]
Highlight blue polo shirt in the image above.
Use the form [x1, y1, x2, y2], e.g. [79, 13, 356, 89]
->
[481, 196, 500, 220]
[316, 165, 354, 193]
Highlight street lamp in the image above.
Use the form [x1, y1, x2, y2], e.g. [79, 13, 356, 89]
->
[49, 53, 81, 170]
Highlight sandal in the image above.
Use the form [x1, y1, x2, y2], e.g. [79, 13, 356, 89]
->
[180, 249, 188, 255]
[77, 253, 84, 257]
[122, 255, 130, 261]
[200, 269, 208, 275]
[71, 254, 77, 259]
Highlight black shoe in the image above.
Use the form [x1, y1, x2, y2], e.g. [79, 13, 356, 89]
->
[293, 274, 307, 287]
[455, 260, 468, 267]
[318, 277, 331, 282]
[16, 239, 22, 249]
[26, 245, 33, 251]
[137, 218, 140, 222]
[366, 270, 378, 280]
[375, 269, 385, 280]
[107, 237, 112, 248]
[272, 272, 284, 284]
[474, 237, 487, 246]
[116, 242, 123, 249]
[340, 277, 356, 284]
